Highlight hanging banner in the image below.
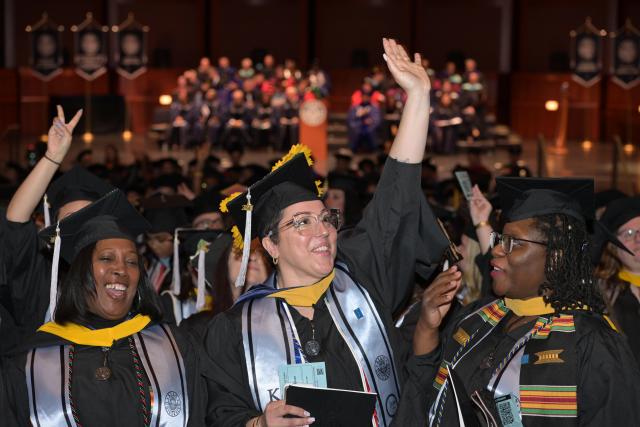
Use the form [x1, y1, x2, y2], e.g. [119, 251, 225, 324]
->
[570, 17, 605, 87]
[611, 19, 640, 90]
[114, 13, 149, 79]
[26, 13, 64, 81]
[72, 12, 109, 81]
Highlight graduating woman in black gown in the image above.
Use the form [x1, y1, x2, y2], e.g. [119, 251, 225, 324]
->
[3, 191, 209, 427]
[395, 178, 640, 426]
[203, 38, 448, 427]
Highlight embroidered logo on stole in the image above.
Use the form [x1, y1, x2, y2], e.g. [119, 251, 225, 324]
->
[534, 349, 565, 365]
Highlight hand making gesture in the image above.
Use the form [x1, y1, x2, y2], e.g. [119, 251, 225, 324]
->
[46, 105, 83, 164]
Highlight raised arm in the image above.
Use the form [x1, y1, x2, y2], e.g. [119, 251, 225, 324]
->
[6, 106, 82, 222]
[468, 185, 493, 254]
[383, 38, 430, 163]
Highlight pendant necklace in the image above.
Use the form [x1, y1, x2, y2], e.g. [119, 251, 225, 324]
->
[304, 320, 321, 357]
[95, 347, 112, 381]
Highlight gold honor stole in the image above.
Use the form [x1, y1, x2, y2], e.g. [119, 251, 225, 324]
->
[619, 270, 640, 288]
[38, 314, 151, 346]
[267, 270, 335, 307]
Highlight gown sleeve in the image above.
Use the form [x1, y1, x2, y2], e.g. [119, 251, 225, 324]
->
[337, 157, 448, 315]
[576, 317, 640, 426]
[2, 219, 51, 332]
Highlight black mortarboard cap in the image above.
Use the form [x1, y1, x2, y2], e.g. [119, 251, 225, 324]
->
[40, 189, 150, 263]
[192, 189, 225, 218]
[222, 147, 321, 241]
[599, 196, 640, 231]
[591, 196, 640, 262]
[327, 172, 360, 194]
[496, 177, 594, 223]
[46, 165, 114, 218]
[142, 194, 191, 234]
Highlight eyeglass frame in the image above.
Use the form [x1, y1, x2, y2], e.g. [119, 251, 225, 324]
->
[271, 208, 342, 237]
[617, 228, 640, 242]
[489, 231, 547, 254]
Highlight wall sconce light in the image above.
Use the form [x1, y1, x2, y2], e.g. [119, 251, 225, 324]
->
[545, 100, 559, 111]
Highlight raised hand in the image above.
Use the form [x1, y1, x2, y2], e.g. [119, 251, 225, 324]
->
[469, 184, 492, 226]
[47, 105, 83, 163]
[418, 266, 462, 331]
[382, 38, 430, 95]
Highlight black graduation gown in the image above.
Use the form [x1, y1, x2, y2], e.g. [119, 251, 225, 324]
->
[609, 283, 640, 368]
[3, 315, 211, 427]
[203, 158, 449, 426]
[0, 219, 52, 354]
[392, 299, 640, 426]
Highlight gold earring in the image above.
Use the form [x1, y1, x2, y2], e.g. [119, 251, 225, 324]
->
[272, 256, 278, 265]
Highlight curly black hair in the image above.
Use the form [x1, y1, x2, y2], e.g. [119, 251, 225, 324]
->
[533, 213, 605, 314]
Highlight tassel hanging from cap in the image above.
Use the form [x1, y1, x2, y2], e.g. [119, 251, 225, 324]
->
[43, 194, 51, 228]
[195, 240, 210, 312]
[171, 231, 181, 295]
[235, 189, 253, 288]
[46, 222, 62, 322]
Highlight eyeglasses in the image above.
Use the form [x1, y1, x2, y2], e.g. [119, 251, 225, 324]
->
[489, 231, 547, 254]
[275, 209, 342, 237]
[618, 228, 640, 242]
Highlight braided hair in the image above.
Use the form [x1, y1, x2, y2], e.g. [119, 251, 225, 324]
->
[533, 213, 605, 314]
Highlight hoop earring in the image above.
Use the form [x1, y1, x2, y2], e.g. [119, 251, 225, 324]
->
[272, 256, 278, 265]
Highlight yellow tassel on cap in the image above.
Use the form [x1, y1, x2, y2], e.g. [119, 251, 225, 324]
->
[271, 144, 313, 172]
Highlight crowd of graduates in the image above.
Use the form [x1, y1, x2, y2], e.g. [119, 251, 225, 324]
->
[165, 54, 330, 151]
[0, 38, 639, 426]
[347, 57, 488, 154]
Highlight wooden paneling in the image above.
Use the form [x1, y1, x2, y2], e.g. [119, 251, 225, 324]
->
[115, 0, 205, 68]
[510, 72, 600, 141]
[0, 69, 19, 132]
[316, 0, 412, 70]
[516, 0, 609, 72]
[210, 0, 306, 67]
[604, 80, 640, 143]
[415, 0, 502, 72]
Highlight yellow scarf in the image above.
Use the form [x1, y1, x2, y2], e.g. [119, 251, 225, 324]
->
[505, 297, 618, 331]
[38, 314, 151, 347]
[268, 270, 336, 307]
[618, 270, 640, 288]
[504, 297, 555, 316]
